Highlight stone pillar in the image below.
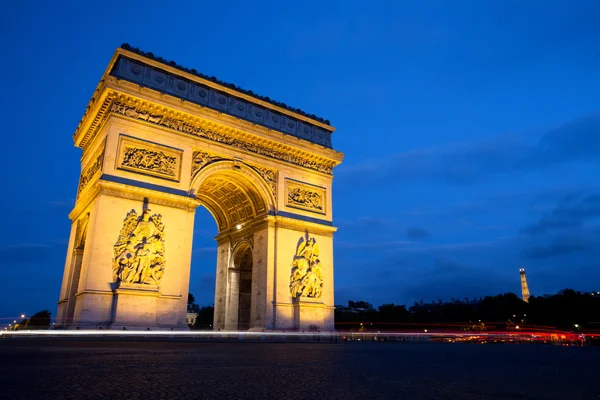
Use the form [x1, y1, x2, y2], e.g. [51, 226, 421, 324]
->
[267, 219, 336, 332]
[250, 228, 268, 330]
[225, 268, 240, 330]
[64, 247, 85, 325]
[56, 220, 79, 327]
[67, 185, 197, 329]
[213, 240, 230, 330]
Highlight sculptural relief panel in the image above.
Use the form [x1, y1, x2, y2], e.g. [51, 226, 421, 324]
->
[289, 236, 324, 299]
[285, 179, 326, 215]
[115, 134, 183, 181]
[112, 208, 166, 286]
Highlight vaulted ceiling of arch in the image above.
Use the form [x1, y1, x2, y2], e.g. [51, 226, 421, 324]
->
[195, 175, 266, 232]
[233, 246, 253, 271]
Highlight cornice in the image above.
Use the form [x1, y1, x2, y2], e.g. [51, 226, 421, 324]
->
[75, 84, 343, 175]
[270, 215, 338, 237]
[115, 47, 334, 131]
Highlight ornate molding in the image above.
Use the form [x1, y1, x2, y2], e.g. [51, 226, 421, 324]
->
[191, 150, 223, 178]
[109, 101, 335, 175]
[285, 179, 326, 215]
[78, 147, 104, 195]
[116, 134, 182, 181]
[113, 208, 166, 286]
[290, 236, 323, 299]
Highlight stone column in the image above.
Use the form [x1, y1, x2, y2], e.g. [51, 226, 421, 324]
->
[225, 268, 240, 330]
[213, 240, 230, 330]
[64, 247, 85, 325]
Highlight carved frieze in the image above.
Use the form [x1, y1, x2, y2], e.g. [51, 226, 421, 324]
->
[116, 135, 183, 181]
[109, 101, 334, 175]
[78, 147, 104, 195]
[251, 166, 277, 200]
[285, 179, 326, 214]
[113, 208, 166, 286]
[191, 150, 223, 178]
[290, 236, 323, 299]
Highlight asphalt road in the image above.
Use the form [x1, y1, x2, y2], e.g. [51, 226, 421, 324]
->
[0, 339, 598, 399]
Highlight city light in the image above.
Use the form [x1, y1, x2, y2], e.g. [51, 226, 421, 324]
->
[21, 314, 25, 318]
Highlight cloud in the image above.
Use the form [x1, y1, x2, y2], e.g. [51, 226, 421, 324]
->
[406, 227, 431, 240]
[48, 199, 75, 208]
[521, 193, 600, 235]
[434, 257, 471, 274]
[340, 113, 600, 185]
[521, 236, 590, 259]
[193, 247, 217, 255]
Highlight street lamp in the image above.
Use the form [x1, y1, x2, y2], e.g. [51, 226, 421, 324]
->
[21, 314, 25, 319]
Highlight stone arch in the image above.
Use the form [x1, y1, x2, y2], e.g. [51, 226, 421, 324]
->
[57, 47, 342, 332]
[189, 160, 276, 233]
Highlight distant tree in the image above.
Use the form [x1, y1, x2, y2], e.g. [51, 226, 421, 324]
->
[188, 293, 196, 305]
[28, 310, 51, 330]
[378, 304, 409, 322]
[192, 306, 214, 330]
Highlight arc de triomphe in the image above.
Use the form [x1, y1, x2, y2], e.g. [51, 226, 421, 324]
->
[56, 45, 343, 330]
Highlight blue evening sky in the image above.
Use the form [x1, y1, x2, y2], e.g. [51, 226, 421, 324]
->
[1, 1, 600, 321]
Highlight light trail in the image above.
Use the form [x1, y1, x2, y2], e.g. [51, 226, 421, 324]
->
[0, 329, 589, 344]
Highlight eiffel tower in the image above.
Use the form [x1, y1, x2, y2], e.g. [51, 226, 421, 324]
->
[520, 267, 530, 303]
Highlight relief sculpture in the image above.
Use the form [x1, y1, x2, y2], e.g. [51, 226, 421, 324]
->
[288, 187, 322, 211]
[191, 150, 223, 177]
[252, 166, 277, 199]
[78, 150, 104, 194]
[113, 208, 166, 286]
[122, 146, 177, 177]
[290, 236, 323, 299]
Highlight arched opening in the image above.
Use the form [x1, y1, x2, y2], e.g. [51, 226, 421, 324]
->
[188, 161, 274, 331]
[187, 207, 218, 328]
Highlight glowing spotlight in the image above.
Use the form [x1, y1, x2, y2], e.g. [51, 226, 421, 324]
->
[21, 314, 25, 318]
[236, 224, 242, 230]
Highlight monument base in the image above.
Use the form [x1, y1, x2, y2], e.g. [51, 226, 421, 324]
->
[110, 284, 163, 330]
[293, 297, 334, 332]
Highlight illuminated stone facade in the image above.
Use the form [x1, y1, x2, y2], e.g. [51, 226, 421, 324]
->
[56, 46, 343, 331]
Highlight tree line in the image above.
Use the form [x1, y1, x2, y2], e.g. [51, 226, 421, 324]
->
[336, 289, 600, 331]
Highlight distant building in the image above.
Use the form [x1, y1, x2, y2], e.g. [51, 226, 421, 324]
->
[520, 267, 530, 302]
[186, 312, 198, 327]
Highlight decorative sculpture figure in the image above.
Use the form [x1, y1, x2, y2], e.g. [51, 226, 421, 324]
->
[290, 236, 323, 299]
[113, 208, 166, 286]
